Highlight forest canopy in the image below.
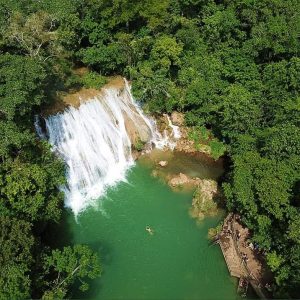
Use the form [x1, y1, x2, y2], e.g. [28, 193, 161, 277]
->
[0, 0, 299, 298]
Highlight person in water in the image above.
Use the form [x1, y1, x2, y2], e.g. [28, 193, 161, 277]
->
[146, 226, 154, 235]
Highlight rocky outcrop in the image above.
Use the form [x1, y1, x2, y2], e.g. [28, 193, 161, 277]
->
[156, 112, 212, 155]
[174, 126, 211, 155]
[124, 116, 151, 145]
[167, 173, 219, 220]
[168, 173, 191, 187]
[168, 173, 202, 189]
[171, 112, 184, 126]
[158, 160, 168, 167]
[190, 179, 218, 220]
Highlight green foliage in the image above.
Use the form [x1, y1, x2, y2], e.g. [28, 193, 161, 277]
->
[0, 54, 46, 121]
[223, 146, 300, 295]
[187, 126, 209, 148]
[0, 0, 299, 297]
[3, 11, 60, 59]
[187, 126, 225, 159]
[42, 245, 101, 298]
[133, 138, 145, 151]
[219, 84, 262, 137]
[150, 35, 183, 68]
[0, 121, 32, 158]
[267, 252, 284, 273]
[0, 152, 65, 222]
[0, 4, 101, 299]
[0, 216, 34, 300]
[81, 72, 107, 89]
[209, 140, 226, 160]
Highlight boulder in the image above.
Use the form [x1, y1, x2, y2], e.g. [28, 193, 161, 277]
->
[168, 173, 190, 187]
[171, 112, 184, 126]
[124, 116, 151, 145]
[158, 160, 168, 167]
[190, 179, 218, 220]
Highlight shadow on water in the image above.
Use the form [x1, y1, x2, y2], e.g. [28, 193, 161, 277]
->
[44, 209, 113, 299]
[42, 209, 76, 248]
[71, 240, 113, 299]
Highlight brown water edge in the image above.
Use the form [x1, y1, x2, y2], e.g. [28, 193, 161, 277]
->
[138, 148, 226, 225]
[138, 149, 224, 192]
[42, 76, 125, 116]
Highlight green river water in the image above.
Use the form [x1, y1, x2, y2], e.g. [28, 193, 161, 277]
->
[59, 159, 240, 300]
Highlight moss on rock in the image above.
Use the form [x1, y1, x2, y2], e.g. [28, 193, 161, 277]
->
[189, 179, 218, 220]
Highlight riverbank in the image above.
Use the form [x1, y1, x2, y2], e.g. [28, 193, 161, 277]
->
[217, 214, 272, 298]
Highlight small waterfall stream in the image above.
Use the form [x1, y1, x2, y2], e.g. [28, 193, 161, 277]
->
[166, 114, 181, 139]
[35, 79, 180, 215]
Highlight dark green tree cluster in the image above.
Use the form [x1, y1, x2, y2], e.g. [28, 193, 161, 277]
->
[0, 0, 299, 298]
[0, 1, 101, 299]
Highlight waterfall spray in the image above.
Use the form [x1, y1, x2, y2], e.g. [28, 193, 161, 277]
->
[35, 79, 179, 215]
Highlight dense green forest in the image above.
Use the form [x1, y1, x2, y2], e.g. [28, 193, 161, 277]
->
[0, 0, 299, 298]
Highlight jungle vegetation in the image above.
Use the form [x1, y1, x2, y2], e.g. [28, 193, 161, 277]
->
[0, 0, 299, 298]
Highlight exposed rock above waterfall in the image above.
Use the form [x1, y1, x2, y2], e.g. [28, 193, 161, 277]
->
[42, 76, 125, 116]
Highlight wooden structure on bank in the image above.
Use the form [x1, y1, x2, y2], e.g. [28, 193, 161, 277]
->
[217, 213, 270, 299]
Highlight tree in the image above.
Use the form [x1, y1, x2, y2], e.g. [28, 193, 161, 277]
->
[0, 54, 46, 121]
[5, 11, 59, 60]
[0, 121, 32, 159]
[219, 84, 262, 137]
[42, 245, 101, 299]
[0, 216, 34, 300]
[0, 144, 65, 222]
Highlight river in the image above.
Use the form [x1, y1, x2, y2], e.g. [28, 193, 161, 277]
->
[55, 161, 240, 300]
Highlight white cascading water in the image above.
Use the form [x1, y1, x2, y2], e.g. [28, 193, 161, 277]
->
[35, 79, 180, 215]
[166, 115, 181, 140]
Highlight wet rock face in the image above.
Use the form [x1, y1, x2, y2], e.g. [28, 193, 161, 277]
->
[137, 123, 152, 143]
[124, 117, 151, 145]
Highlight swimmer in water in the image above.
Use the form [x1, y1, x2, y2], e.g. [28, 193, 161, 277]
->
[146, 226, 154, 235]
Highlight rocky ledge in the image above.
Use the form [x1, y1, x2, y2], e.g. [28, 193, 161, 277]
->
[157, 112, 212, 155]
[167, 172, 219, 221]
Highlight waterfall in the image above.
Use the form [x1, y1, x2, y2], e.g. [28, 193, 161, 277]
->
[166, 115, 181, 140]
[35, 79, 178, 215]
